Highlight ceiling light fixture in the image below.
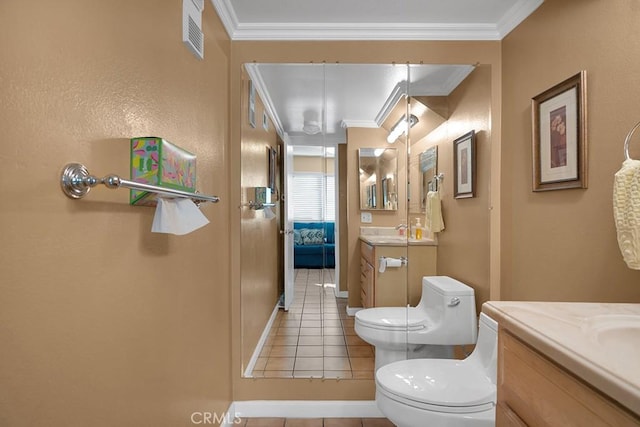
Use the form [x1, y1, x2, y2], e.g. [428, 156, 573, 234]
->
[302, 120, 321, 135]
[387, 114, 418, 143]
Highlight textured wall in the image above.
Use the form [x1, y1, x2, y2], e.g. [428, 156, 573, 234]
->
[501, 0, 640, 302]
[0, 1, 231, 426]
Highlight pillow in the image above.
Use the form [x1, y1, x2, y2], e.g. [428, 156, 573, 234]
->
[300, 228, 324, 245]
[293, 229, 302, 245]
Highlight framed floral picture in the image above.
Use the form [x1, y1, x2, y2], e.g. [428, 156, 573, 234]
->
[453, 130, 476, 199]
[532, 71, 587, 191]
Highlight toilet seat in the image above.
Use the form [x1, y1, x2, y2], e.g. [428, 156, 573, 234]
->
[356, 307, 429, 331]
[376, 359, 496, 414]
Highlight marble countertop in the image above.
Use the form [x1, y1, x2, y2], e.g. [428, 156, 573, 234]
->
[483, 301, 640, 415]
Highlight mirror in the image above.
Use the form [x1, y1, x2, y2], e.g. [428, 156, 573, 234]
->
[359, 148, 398, 210]
[419, 146, 438, 210]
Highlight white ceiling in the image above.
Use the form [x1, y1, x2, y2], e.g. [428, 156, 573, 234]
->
[216, 0, 544, 145]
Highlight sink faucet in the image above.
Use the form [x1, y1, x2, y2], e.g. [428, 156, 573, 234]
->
[395, 223, 408, 236]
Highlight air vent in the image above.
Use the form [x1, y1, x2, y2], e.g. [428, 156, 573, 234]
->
[183, 0, 203, 59]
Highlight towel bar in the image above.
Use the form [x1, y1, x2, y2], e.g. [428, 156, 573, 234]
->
[624, 121, 640, 161]
[60, 163, 220, 205]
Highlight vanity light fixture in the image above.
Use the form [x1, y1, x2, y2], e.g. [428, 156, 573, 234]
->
[387, 114, 418, 143]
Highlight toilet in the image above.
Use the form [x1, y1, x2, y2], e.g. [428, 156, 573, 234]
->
[375, 313, 498, 427]
[354, 276, 478, 370]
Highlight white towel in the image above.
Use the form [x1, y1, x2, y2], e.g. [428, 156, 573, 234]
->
[425, 191, 445, 233]
[613, 159, 640, 269]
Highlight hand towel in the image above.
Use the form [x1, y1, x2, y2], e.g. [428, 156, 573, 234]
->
[425, 191, 445, 233]
[613, 159, 640, 269]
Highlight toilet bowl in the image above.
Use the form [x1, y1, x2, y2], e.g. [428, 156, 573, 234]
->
[375, 312, 498, 427]
[355, 276, 478, 370]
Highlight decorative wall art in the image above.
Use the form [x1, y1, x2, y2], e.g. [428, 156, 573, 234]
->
[532, 71, 587, 191]
[454, 130, 476, 199]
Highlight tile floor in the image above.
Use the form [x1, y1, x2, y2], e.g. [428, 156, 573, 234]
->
[239, 418, 395, 426]
[250, 269, 375, 379]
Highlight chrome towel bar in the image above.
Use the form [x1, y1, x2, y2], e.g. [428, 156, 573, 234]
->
[624, 121, 640, 161]
[60, 163, 220, 204]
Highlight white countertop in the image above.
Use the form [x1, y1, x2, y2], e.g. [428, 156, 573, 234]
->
[483, 301, 640, 416]
[359, 235, 437, 246]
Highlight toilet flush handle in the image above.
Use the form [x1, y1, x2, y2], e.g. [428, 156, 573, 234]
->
[448, 297, 461, 307]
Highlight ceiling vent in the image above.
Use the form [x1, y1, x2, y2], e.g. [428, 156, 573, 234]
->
[183, 0, 204, 59]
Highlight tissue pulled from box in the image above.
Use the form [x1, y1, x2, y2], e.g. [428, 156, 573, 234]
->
[151, 198, 209, 235]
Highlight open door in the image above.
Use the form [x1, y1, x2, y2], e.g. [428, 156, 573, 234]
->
[282, 134, 295, 311]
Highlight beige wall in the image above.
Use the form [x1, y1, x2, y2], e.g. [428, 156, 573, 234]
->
[435, 66, 493, 313]
[501, 0, 640, 302]
[0, 1, 231, 426]
[293, 156, 335, 173]
[239, 71, 281, 370]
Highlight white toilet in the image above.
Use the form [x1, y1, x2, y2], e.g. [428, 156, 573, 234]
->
[375, 313, 498, 427]
[355, 276, 478, 370]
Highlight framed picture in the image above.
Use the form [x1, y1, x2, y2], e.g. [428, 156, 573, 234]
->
[267, 146, 277, 193]
[453, 130, 476, 199]
[532, 71, 587, 191]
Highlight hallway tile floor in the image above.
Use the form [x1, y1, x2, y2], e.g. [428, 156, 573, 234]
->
[251, 269, 375, 379]
[239, 418, 395, 426]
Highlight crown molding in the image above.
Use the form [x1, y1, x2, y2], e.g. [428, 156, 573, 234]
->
[438, 65, 476, 95]
[210, 0, 543, 41]
[375, 82, 407, 127]
[340, 120, 379, 129]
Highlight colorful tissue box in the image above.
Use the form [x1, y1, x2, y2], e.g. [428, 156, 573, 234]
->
[130, 137, 196, 206]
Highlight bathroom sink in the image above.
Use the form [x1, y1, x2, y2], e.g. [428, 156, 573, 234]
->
[362, 236, 408, 245]
[586, 315, 640, 371]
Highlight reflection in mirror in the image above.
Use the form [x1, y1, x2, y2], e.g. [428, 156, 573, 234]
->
[419, 146, 438, 211]
[359, 148, 398, 210]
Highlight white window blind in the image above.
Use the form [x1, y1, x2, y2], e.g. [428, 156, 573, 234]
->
[291, 173, 335, 221]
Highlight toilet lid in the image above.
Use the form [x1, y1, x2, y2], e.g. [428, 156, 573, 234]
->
[356, 308, 427, 331]
[376, 359, 496, 413]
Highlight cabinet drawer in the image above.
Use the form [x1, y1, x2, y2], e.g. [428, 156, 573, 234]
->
[499, 330, 640, 427]
[360, 241, 375, 265]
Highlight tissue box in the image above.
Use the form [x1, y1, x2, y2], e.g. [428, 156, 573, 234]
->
[130, 137, 196, 206]
[255, 187, 272, 205]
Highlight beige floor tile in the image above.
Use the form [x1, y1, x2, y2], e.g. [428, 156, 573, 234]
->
[324, 335, 346, 345]
[272, 335, 299, 346]
[284, 419, 323, 427]
[350, 357, 375, 371]
[294, 357, 323, 370]
[301, 320, 322, 328]
[347, 346, 374, 358]
[303, 307, 321, 314]
[351, 371, 374, 380]
[254, 357, 268, 370]
[322, 319, 342, 327]
[259, 345, 272, 358]
[244, 418, 285, 427]
[323, 357, 351, 371]
[323, 345, 348, 357]
[323, 327, 344, 336]
[277, 327, 300, 336]
[262, 370, 293, 378]
[302, 313, 322, 320]
[323, 418, 362, 427]
[299, 327, 322, 336]
[270, 345, 297, 357]
[280, 318, 302, 327]
[250, 370, 264, 378]
[265, 357, 295, 370]
[296, 345, 324, 357]
[292, 370, 323, 378]
[323, 313, 341, 319]
[298, 336, 323, 346]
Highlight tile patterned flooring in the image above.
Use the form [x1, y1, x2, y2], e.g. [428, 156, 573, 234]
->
[239, 418, 394, 426]
[251, 269, 375, 379]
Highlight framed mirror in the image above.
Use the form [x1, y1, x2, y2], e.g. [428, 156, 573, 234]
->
[359, 148, 398, 210]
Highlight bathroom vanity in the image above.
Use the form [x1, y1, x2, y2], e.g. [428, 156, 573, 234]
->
[359, 236, 436, 308]
[483, 302, 640, 426]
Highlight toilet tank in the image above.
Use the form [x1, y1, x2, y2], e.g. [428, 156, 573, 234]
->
[414, 276, 478, 345]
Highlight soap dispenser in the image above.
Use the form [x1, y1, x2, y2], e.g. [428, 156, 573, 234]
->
[415, 217, 423, 240]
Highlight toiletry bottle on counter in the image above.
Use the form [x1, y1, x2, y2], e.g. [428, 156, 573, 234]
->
[415, 218, 423, 240]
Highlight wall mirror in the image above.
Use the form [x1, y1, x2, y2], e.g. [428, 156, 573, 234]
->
[239, 62, 482, 380]
[359, 148, 398, 210]
[419, 146, 438, 210]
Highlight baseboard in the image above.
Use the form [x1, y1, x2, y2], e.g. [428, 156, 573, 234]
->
[243, 303, 280, 377]
[346, 305, 363, 316]
[233, 400, 384, 418]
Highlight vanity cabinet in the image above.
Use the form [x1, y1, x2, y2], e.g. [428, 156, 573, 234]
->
[497, 328, 640, 427]
[360, 240, 436, 308]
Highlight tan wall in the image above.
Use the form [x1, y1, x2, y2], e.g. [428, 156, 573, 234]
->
[501, 0, 640, 302]
[0, 1, 231, 426]
[293, 156, 335, 173]
[230, 40, 502, 400]
[240, 71, 281, 370]
[435, 66, 493, 313]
